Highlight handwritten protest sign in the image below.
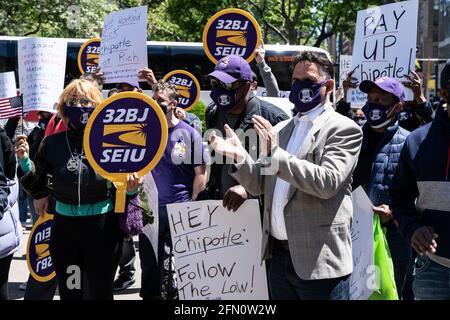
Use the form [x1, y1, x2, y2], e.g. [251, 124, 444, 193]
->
[0, 72, 17, 100]
[99, 6, 148, 84]
[350, 0, 419, 105]
[350, 187, 375, 300]
[167, 199, 269, 300]
[339, 55, 353, 88]
[18, 37, 67, 114]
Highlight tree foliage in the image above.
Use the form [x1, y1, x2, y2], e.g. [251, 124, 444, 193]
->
[0, 0, 383, 47]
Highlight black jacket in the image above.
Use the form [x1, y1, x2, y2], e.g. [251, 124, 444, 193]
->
[390, 105, 450, 259]
[204, 96, 289, 199]
[0, 128, 16, 218]
[20, 129, 112, 205]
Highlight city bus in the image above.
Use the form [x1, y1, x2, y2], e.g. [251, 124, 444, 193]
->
[0, 36, 333, 114]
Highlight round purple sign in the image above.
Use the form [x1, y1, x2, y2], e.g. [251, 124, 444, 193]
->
[84, 92, 168, 176]
[163, 70, 201, 111]
[77, 38, 101, 74]
[203, 9, 262, 63]
[27, 214, 55, 282]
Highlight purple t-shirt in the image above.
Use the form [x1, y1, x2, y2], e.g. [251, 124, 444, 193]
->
[152, 120, 207, 205]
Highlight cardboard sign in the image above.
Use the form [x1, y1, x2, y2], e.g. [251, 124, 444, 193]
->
[26, 212, 56, 282]
[167, 199, 269, 300]
[99, 6, 148, 84]
[0, 71, 17, 100]
[83, 92, 167, 212]
[77, 38, 101, 74]
[350, 187, 375, 300]
[350, 0, 419, 105]
[203, 8, 262, 64]
[18, 37, 67, 115]
[163, 70, 200, 111]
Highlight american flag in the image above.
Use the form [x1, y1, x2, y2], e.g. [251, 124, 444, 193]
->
[0, 95, 23, 119]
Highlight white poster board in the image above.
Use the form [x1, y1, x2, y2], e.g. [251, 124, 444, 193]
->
[18, 37, 67, 113]
[99, 6, 148, 84]
[167, 199, 268, 300]
[141, 172, 159, 262]
[339, 55, 353, 89]
[350, 0, 419, 106]
[0, 72, 17, 100]
[350, 187, 375, 300]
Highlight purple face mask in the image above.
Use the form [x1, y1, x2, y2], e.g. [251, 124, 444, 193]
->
[362, 102, 394, 129]
[289, 80, 328, 113]
[210, 86, 239, 112]
[64, 105, 95, 130]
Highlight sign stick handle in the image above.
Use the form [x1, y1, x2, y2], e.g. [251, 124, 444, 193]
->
[114, 182, 127, 213]
[21, 99, 24, 135]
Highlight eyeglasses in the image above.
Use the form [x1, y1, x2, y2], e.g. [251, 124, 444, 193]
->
[66, 97, 95, 107]
[210, 78, 248, 91]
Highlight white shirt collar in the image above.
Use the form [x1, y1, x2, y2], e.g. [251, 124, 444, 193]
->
[294, 102, 328, 125]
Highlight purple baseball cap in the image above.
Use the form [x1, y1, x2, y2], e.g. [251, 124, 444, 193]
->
[359, 77, 405, 102]
[208, 55, 252, 84]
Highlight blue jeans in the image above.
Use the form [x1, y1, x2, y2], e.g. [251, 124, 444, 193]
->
[18, 185, 28, 223]
[268, 242, 350, 300]
[26, 195, 39, 224]
[413, 255, 450, 300]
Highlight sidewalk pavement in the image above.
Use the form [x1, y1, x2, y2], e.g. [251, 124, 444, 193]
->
[9, 229, 142, 300]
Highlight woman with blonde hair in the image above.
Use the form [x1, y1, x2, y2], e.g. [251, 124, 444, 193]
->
[14, 79, 143, 300]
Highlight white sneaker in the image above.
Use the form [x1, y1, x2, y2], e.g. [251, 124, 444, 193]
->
[19, 281, 27, 291]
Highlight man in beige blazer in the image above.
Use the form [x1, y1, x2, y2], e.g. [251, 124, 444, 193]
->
[210, 50, 363, 300]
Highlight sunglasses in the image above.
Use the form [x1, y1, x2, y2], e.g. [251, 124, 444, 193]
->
[66, 97, 95, 107]
[210, 78, 248, 91]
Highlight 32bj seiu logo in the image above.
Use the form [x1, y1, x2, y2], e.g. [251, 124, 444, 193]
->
[214, 20, 249, 57]
[99, 108, 149, 164]
[203, 9, 261, 63]
[27, 214, 56, 282]
[100, 123, 147, 163]
[215, 30, 248, 47]
[164, 71, 200, 111]
[78, 38, 101, 74]
[86, 53, 99, 67]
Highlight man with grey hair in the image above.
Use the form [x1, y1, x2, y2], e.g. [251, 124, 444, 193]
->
[210, 50, 363, 300]
[138, 80, 208, 299]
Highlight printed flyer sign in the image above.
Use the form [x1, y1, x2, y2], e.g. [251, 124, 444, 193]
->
[0, 71, 17, 100]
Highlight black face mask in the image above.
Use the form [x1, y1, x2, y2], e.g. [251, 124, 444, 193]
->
[38, 117, 51, 130]
[64, 105, 95, 131]
[157, 101, 172, 114]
